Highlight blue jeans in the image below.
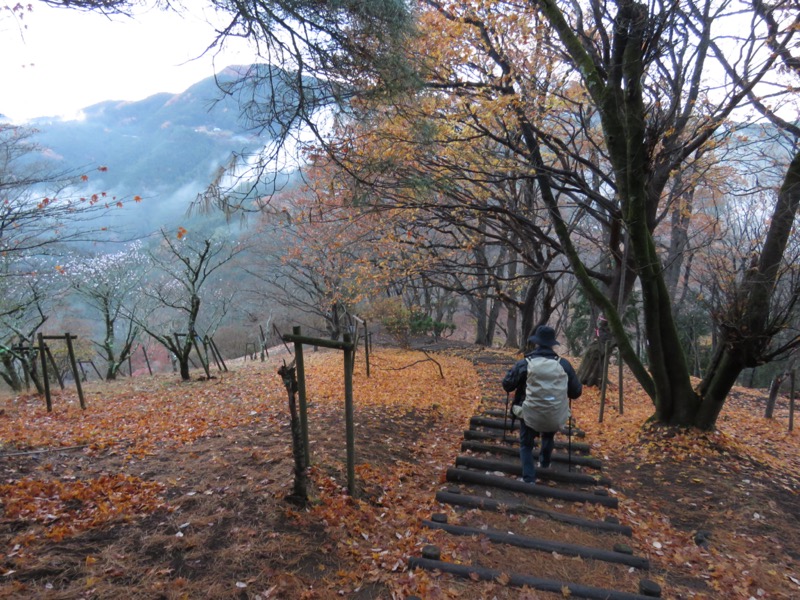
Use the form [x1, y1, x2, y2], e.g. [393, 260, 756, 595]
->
[519, 421, 556, 483]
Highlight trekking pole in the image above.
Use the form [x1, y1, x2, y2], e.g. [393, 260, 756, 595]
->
[568, 397, 573, 472]
[503, 392, 510, 443]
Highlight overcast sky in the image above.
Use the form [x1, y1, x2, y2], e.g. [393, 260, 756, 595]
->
[1, 2, 256, 122]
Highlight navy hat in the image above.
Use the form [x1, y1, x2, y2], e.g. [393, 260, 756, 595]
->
[528, 325, 559, 347]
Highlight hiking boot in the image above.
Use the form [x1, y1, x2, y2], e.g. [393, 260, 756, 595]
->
[539, 461, 551, 469]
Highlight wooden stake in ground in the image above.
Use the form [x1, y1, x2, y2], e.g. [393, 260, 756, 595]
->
[278, 360, 309, 506]
[282, 327, 357, 495]
[38, 333, 52, 412]
[141, 345, 153, 376]
[790, 370, 796, 432]
[64, 333, 86, 409]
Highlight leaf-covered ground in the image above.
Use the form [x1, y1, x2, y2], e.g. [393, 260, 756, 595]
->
[1, 345, 799, 599]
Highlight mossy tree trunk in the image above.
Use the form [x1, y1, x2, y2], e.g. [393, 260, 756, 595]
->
[531, 0, 799, 429]
[695, 150, 800, 428]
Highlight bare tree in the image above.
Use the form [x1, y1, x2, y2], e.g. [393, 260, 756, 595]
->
[0, 258, 62, 393]
[63, 242, 149, 379]
[0, 122, 137, 390]
[0, 124, 134, 259]
[135, 229, 245, 380]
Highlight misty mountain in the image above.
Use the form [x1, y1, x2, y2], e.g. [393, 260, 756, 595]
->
[27, 65, 285, 233]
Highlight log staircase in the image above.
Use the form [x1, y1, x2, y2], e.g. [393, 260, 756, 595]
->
[406, 349, 663, 599]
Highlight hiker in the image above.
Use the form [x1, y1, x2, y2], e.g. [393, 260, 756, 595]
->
[502, 325, 582, 484]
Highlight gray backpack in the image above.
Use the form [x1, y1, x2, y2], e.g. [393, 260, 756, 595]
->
[521, 355, 570, 432]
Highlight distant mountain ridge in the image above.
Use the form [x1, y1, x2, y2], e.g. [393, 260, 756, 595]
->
[28, 65, 271, 232]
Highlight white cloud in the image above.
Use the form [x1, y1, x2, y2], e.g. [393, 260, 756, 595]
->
[1, 2, 256, 122]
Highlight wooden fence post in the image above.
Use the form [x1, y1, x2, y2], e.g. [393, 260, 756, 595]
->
[38, 333, 52, 412]
[88, 360, 103, 380]
[293, 326, 310, 466]
[43, 342, 65, 390]
[353, 316, 370, 378]
[617, 349, 624, 415]
[364, 321, 370, 378]
[598, 341, 610, 423]
[790, 370, 796, 432]
[344, 333, 356, 496]
[281, 328, 357, 496]
[191, 333, 211, 379]
[208, 336, 227, 372]
[64, 333, 86, 409]
[260, 325, 268, 361]
[277, 361, 309, 506]
[142, 345, 153, 376]
[20, 340, 31, 391]
[77, 360, 88, 382]
[205, 337, 222, 370]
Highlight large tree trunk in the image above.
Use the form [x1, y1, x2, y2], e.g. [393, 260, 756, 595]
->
[0, 353, 23, 392]
[505, 303, 519, 349]
[472, 294, 489, 345]
[765, 373, 785, 419]
[549, 0, 701, 427]
[634, 149, 800, 429]
[327, 302, 343, 340]
[102, 306, 117, 380]
[694, 150, 800, 428]
[485, 297, 502, 346]
[576, 342, 605, 386]
[178, 355, 191, 381]
[472, 237, 491, 346]
[504, 253, 520, 348]
[519, 270, 542, 348]
[170, 334, 195, 382]
[515, 0, 798, 431]
[663, 174, 696, 302]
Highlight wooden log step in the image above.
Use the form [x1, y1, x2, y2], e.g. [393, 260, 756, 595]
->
[463, 428, 592, 454]
[408, 557, 660, 599]
[454, 456, 612, 486]
[445, 467, 618, 507]
[435, 490, 632, 536]
[482, 407, 518, 418]
[482, 408, 587, 437]
[470, 415, 589, 441]
[472, 357, 513, 365]
[421, 519, 649, 569]
[461, 440, 604, 470]
[470, 414, 519, 431]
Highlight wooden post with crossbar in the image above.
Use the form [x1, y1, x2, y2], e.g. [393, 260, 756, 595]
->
[282, 327, 357, 496]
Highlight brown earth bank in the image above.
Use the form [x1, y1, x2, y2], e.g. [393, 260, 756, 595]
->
[1, 342, 799, 599]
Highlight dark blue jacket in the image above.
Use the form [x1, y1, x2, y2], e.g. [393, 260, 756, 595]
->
[502, 347, 582, 406]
